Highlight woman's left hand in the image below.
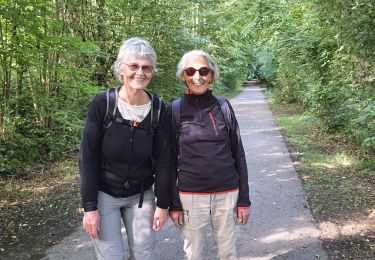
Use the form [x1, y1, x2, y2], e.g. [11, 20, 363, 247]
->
[237, 207, 250, 225]
[153, 207, 168, 231]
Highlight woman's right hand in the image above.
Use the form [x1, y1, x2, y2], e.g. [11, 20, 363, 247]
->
[169, 211, 184, 228]
[83, 210, 100, 239]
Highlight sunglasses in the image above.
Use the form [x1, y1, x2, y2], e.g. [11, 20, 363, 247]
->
[125, 63, 154, 74]
[184, 67, 211, 77]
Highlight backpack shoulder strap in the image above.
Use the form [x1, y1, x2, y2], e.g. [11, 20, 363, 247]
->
[171, 98, 182, 132]
[150, 93, 162, 135]
[103, 87, 119, 130]
[171, 98, 182, 151]
[215, 96, 233, 131]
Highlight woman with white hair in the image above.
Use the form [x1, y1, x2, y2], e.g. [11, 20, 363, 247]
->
[169, 50, 251, 260]
[79, 37, 170, 260]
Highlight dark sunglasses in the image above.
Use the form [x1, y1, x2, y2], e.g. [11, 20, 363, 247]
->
[125, 63, 154, 74]
[184, 67, 211, 77]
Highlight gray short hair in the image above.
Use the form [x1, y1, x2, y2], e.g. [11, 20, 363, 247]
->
[176, 50, 219, 84]
[113, 37, 157, 83]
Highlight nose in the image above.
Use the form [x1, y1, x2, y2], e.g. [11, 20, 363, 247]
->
[135, 67, 145, 75]
[192, 70, 200, 79]
[135, 66, 145, 75]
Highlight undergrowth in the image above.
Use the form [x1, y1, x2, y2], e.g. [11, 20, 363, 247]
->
[266, 89, 375, 259]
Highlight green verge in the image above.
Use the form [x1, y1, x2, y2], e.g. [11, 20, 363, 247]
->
[265, 89, 375, 259]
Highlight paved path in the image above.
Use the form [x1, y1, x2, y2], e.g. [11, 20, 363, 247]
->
[43, 82, 329, 259]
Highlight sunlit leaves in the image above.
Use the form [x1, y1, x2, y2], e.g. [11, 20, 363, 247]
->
[227, 0, 374, 151]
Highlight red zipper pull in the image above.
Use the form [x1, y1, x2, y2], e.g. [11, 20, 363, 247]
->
[130, 120, 140, 127]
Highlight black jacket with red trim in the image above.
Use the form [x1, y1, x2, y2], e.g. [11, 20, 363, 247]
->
[79, 91, 172, 212]
[169, 90, 251, 211]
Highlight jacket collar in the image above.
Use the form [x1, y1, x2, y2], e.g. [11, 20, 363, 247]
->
[184, 89, 216, 107]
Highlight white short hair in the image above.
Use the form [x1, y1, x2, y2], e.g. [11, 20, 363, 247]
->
[176, 50, 219, 83]
[113, 37, 156, 83]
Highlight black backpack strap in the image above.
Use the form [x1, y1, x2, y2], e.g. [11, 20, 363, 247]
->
[150, 93, 162, 135]
[171, 98, 182, 180]
[103, 87, 119, 130]
[215, 96, 233, 132]
[171, 98, 181, 134]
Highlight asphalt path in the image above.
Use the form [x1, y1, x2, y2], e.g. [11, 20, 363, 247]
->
[43, 82, 329, 259]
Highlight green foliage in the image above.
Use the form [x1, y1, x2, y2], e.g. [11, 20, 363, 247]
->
[1, 0, 240, 175]
[1, 0, 374, 175]
[254, 47, 277, 87]
[237, 0, 375, 151]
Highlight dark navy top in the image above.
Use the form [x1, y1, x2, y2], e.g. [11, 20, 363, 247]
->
[169, 90, 251, 211]
[79, 91, 172, 212]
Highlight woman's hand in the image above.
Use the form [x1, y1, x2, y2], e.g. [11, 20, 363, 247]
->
[169, 211, 184, 228]
[237, 207, 250, 225]
[83, 210, 100, 239]
[153, 207, 168, 231]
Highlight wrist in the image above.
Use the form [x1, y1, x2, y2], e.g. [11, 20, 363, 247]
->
[169, 210, 183, 214]
[84, 207, 98, 213]
[156, 207, 168, 211]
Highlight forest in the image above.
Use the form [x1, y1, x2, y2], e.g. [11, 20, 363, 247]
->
[0, 0, 374, 175]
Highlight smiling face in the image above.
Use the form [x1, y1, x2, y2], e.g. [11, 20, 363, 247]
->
[182, 55, 213, 95]
[120, 57, 154, 91]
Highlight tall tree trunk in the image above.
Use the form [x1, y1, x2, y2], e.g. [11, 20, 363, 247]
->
[93, 0, 108, 86]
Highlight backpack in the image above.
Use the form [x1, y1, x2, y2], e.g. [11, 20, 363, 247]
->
[102, 87, 161, 134]
[171, 96, 234, 139]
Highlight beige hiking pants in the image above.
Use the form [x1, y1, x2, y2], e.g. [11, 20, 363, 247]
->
[179, 190, 239, 260]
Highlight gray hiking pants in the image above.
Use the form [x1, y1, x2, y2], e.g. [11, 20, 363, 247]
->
[93, 189, 156, 260]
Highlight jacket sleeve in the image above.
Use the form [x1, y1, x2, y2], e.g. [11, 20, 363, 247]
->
[167, 105, 183, 212]
[153, 101, 173, 209]
[227, 101, 251, 208]
[79, 95, 104, 212]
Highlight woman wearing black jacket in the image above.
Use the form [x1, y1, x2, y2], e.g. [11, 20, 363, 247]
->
[169, 50, 251, 260]
[79, 37, 170, 260]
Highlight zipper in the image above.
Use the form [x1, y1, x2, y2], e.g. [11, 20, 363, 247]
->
[122, 126, 134, 194]
[128, 126, 134, 165]
[195, 97, 201, 120]
[208, 112, 219, 136]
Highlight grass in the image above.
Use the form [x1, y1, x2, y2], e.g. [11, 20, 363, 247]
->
[266, 89, 375, 259]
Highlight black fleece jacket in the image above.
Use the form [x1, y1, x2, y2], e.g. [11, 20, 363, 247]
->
[79, 91, 171, 212]
[169, 90, 251, 211]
